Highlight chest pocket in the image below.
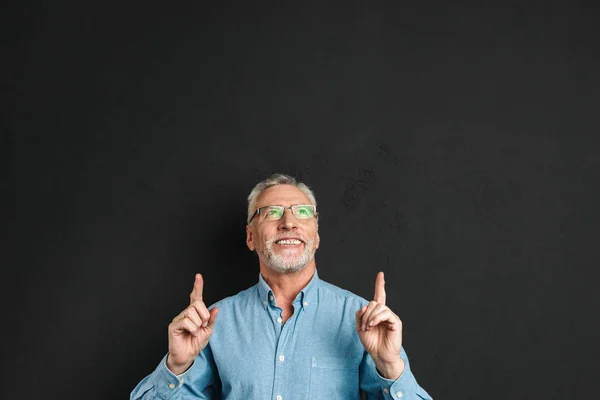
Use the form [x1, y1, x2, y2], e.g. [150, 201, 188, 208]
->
[308, 356, 360, 400]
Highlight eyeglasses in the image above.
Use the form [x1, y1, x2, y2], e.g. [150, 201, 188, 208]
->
[248, 205, 317, 223]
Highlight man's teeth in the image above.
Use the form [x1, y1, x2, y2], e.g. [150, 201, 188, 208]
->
[276, 239, 302, 245]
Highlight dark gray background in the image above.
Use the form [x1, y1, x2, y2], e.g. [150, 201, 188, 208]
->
[3, 1, 599, 399]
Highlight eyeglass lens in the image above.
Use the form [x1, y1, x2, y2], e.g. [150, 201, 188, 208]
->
[262, 205, 315, 221]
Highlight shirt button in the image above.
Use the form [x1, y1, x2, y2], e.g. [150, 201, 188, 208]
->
[303, 301, 308, 306]
[263, 301, 267, 306]
[279, 355, 285, 362]
[270, 295, 274, 301]
[277, 317, 283, 324]
[383, 388, 389, 393]
[276, 395, 283, 400]
[396, 391, 403, 398]
[168, 383, 175, 389]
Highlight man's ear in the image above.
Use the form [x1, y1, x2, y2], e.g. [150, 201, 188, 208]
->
[246, 225, 255, 251]
[315, 232, 320, 249]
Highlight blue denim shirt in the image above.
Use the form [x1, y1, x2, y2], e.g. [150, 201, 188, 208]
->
[131, 270, 432, 399]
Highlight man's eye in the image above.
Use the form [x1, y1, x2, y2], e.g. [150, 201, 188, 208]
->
[265, 208, 283, 217]
[295, 206, 313, 217]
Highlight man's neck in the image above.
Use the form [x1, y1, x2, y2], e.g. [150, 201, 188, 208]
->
[260, 263, 316, 306]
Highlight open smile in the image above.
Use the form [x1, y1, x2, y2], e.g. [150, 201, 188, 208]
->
[274, 238, 304, 246]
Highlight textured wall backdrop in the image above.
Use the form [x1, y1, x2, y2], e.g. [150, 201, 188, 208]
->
[3, 1, 599, 399]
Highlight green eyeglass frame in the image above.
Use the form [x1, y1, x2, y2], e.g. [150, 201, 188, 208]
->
[248, 205, 317, 224]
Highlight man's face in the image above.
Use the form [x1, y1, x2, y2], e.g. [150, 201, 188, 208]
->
[246, 184, 320, 274]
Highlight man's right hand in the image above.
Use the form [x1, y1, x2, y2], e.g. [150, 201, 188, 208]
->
[166, 273, 219, 375]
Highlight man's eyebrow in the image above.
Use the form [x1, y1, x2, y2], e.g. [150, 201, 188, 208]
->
[261, 203, 309, 207]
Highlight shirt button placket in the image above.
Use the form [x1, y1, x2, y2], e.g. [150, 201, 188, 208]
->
[273, 308, 291, 400]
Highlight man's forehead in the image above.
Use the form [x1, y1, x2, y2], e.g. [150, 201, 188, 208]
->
[257, 184, 312, 206]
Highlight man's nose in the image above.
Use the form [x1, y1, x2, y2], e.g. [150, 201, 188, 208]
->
[278, 209, 297, 230]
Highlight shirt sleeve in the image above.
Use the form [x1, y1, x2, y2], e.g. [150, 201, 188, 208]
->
[130, 345, 219, 400]
[359, 347, 433, 400]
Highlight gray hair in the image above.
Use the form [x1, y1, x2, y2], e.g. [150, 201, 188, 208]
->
[247, 173, 317, 223]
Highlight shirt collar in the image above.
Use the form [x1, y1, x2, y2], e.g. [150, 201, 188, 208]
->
[257, 269, 320, 310]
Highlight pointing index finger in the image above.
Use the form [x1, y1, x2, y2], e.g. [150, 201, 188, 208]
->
[373, 271, 386, 304]
[190, 273, 204, 304]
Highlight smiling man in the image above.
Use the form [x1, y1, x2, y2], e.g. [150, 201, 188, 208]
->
[131, 173, 432, 399]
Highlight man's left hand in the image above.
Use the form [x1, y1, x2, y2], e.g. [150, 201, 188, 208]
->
[355, 271, 405, 380]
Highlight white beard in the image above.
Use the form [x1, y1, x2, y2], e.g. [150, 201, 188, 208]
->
[258, 235, 318, 274]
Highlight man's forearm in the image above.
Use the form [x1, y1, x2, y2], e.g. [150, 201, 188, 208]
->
[375, 358, 405, 380]
[166, 353, 194, 376]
